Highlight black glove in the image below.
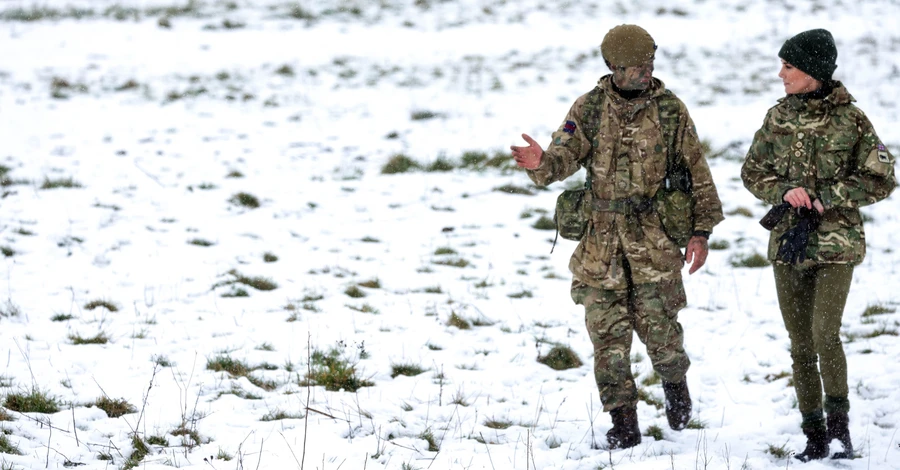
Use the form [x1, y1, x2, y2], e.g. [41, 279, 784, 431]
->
[759, 202, 791, 231]
[776, 207, 821, 264]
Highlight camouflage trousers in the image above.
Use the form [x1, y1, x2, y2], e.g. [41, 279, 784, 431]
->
[572, 266, 689, 412]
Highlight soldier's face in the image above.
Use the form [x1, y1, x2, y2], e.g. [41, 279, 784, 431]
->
[611, 58, 655, 91]
[778, 60, 821, 94]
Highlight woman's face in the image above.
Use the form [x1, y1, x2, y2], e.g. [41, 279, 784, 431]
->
[778, 60, 821, 94]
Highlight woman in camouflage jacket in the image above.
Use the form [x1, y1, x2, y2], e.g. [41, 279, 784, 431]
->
[741, 29, 897, 462]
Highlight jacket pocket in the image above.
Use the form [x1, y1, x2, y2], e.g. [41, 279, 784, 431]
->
[817, 142, 852, 180]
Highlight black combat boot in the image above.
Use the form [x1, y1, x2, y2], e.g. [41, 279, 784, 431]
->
[795, 424, 829, 462]
[606, 406, 641, 449]
[827, 412, 853, 459]
[662, 380, 692, 430]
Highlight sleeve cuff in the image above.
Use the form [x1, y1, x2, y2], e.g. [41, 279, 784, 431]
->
[692, 230, 711, 239]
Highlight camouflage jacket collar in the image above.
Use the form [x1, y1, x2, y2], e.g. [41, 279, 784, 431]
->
[597, 75, 667, 105]
[778, 81, 855, 114]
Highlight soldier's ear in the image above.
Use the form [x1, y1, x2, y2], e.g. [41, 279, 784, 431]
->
[604, 60, 615, 72]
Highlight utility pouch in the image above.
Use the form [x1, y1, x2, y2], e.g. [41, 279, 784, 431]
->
[655, 163, 694, 248]
[554, 188, 590, 241]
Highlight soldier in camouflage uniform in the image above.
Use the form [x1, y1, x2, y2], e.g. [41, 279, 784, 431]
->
[741, 29, 897, 462]
[511, 25, 724, 449]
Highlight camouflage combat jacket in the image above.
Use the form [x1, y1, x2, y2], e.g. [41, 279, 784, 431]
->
[741, 82, 897, 266]
[527, 76, 724, 290]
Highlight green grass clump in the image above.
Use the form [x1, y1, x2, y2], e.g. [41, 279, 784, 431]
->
[382, 154, 421, 174]
[40, 177, 82, 189]
[263, 252, 278, 263]
[304, 347, 372, 392]
[69, 332, 110, 345]
[644, 424, 664, 441]
[345, 285, 366, 298]
[460, 151, 488, 168]
[92, 396, 136, 418]
[433, 247, 457, 255]
[447, 312, 471, 330]
[123, 435, 150, 469]
[766, 442, 791, 458]
[685, 418, 707, 429]
[537, 345, 582, 371]
[726, 207, 754, 217]
[146, 435, 168, 446]
[637, 387, 664, 410]
[0, 434, 22, 455]
[0, 409, 14, 421]
[410, 110, 441, 120]
[229, 192, 260, 209]
[419, 429, 440, 452]
[0, 247, 13, 258]
[260, 409, 303, 421]
[390, 362, 427, 378]
[862, 304, 896, 317]
[729, 252, 770, 268]
[4, 388, 60, 413]
[483, 418, 513, 430]
[432, 257, 470, 268]
[83, 299, 119, 312]
[426, 156, 455, 172]
[214, 270, 278, 292]
[357, 278, 381, 289]
[531, 215, 556, 230]
[709, 239, 730, 250]
[207, 355, 251, 377]
[188, 238, 215, 247]
[493, 184, 534, 195]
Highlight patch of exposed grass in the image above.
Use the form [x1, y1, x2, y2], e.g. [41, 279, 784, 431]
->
[92, 397, 136, 418]
[709, 239, 730, 250]
[382, 154, 421, 174]
[4, 388, 60, 413]
[447, 312, 471, 330]
[358, 278, 381, 289]
[260, 409, 303, 421]
[0, 434, 22, 455]
[69, 332, 110, 345]
[0, 247, 13, 258]
[303, 347, 372, 392]
[508, 290, 533, 299]
[537, 345, 582, 371]
[460, 151, 488, 168]
[40, 177, 82, 189]
[83, 299, 119, 312]
[214, 270, 278, 292]
[729, 252, 770, 268]
[263, 252, 278, 263]
[861, 326, 898, 338]
[410, 110, 442, 120]
[146, 435, 168, 446]
[0, 409, 14, 422]
[493, 183, 534, 195]
[765, 441, 791, 459]
[188, 238, 215, 247]
[640, 371, 662, 387]
[644, 424, 664, 441]
[637, 387, 664, 410]
[229, 192, 260, 209]
[483, 417, 513, 430]
[152, 355, 173, 368]
[686, 418, 707, 429]
[432, 257, 470, 268]
[433, 247, 457, 255]
[531, 215, 556, 230]
[862, 304, 895, 317]
[726, 207, 754, 217]
[207, 355, 251, 377]
[390, 362, 427, 378]
[419, 428, 440, 452]
[426, 156, 455, 172]
[344, 285, 366, 298]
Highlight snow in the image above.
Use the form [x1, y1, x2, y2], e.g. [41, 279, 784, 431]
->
[0, 0, 899, 469]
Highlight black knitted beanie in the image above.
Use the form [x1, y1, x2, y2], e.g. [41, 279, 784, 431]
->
[778, 29, 838, 82]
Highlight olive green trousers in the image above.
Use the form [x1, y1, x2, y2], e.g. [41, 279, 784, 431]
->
[774, 263, 854, 420]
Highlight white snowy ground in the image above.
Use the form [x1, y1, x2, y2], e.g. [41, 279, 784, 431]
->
[1, 0, 899, 469]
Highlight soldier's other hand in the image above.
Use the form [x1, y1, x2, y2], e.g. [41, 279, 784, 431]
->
[783, 187, 812, 209]
[510, 134, 543, 170]
[812, 198, 824, 214]
[685, 236, 709, 275]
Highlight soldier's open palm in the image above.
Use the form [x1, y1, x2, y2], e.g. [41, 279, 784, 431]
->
[511, 134, 543, 169]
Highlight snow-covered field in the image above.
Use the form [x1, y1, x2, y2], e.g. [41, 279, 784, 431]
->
[1, 0, 899, 468]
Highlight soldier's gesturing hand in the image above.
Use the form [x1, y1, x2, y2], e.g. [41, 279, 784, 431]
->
[510, 134, 544, 170]
[685, 236, 709, 275]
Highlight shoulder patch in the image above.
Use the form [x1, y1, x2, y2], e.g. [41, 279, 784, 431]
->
[877, 143, 890, 163]
[563, 120, 576, 135]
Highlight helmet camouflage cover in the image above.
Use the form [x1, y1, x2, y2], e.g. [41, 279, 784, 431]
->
[601, 24, 656, 67]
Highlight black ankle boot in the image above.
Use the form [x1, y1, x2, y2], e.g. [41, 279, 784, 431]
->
[795, 424, 829, 462]
[606, 406, 641, 449]
[662, 380, 691, 430]
[827, 412, 853, 459]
